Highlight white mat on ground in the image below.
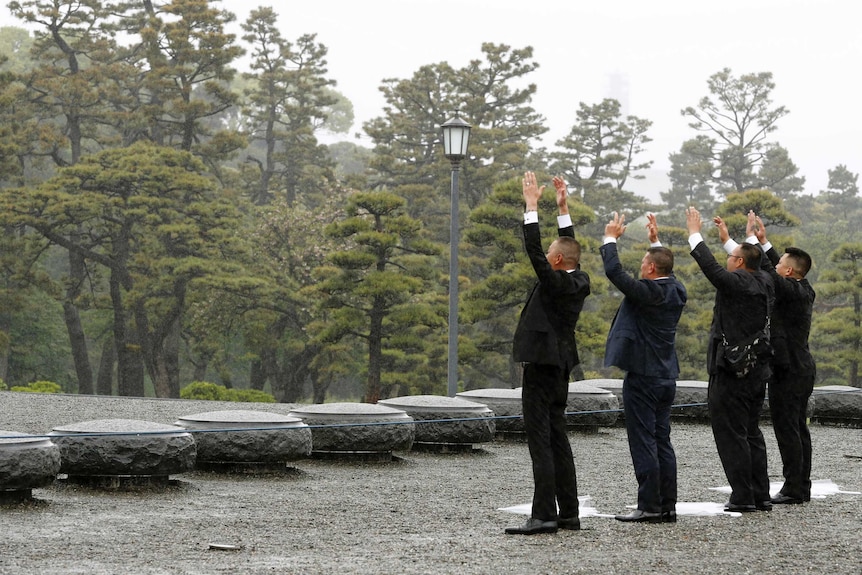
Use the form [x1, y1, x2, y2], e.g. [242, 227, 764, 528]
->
[709, 479, 861, 499]
[499, 480, 859, 519]
[499, 498, 739, 518]
[499, 496, 606, 518]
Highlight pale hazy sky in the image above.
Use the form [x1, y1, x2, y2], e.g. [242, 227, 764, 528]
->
[183, 1, 862, 196]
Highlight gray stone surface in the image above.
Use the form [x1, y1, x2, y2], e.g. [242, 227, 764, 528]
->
[288, 402, 414, 453]
[812, 385, 862, 424]
[175, 410, 312, 463]
[673, 380, 710, 420]
[457, 388, 523, 432]
[0, 432, 61, 491]
[566, 382, 619, 428]
[0, 392, 860, 574]
[49, 419, 196, 477]
[379, 395, 495, 445]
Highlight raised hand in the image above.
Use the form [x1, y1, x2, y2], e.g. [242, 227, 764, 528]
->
[646, 213, 659, 244]
[713, 216, 730, 244]
[605, 211, 626, 239]
[522, 171, 544, 211]
[686, 206, 702, 235]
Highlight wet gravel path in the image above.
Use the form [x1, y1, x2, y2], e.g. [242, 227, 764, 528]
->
[0, 392, 860, 575]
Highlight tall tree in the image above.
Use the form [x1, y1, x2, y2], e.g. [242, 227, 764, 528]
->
[663, 135, 716, 211]
[815, 243, 862, 387]
[364, 43, 547, 224]
[680, 68, 802, 196]
[239, 8, 340, 207]
[312, 191, 440, 403]
[549, 98, 652, 219]
[7, 0, 128, 394]
[117, 0, 245, 156]
[1, 142, 249, 397]
[820, 164, 860, 212]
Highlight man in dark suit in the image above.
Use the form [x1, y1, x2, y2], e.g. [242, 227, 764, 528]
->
[716, 213, 818, 504]
[601, 212, 687, 523]
[746, 215, 816, 504]
[505, 172, 591, 535]
[686, 207, 774, 513]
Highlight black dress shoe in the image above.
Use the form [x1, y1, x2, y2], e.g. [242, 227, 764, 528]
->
[661, 510, 677, 523]
[615, 509, 662, 523]
[557, 517, 581, 531]
[724, 502, 757, 513]
[771, 493, 804, 505]
[505, 517, 558, 535]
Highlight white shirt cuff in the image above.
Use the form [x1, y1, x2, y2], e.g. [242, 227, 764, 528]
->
[762, 241, 773, 252]
[603, 237, 617, 245]
[524, 211, 538, 224]
[745, 235, 758, 245]
[688, 233, 704, 251]
[723, 239, 739, 254]
[650, 241, 662, 248]
[557, 214, 572, 228]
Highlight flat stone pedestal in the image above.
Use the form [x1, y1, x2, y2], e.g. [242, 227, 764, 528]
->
[673, 380, 710, 420]
[584, 379, 712, 422]
[378, 395, 495, 452]
[566, 382, 619, 431]
[0, 431, 61, 504]
[287, 403, 414, 461]
[813, 386, 862, 427]
[174, 410, 312, 473]
[49, 419, 196, 488]
[457, 388, 523, 436]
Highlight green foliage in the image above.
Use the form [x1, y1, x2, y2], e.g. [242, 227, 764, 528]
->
[10, 380, 62, 393]
[179, 381, 275, 402]
[222, 388, 277, 403]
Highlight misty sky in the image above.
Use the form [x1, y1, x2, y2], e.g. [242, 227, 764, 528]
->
[224, 1, 859, 196]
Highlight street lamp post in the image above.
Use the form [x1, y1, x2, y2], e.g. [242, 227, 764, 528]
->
[440, 115, 471, 397]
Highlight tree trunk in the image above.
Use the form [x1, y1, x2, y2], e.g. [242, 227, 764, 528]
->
[250, 359, 266, 390]
[364, 302, 385, 403]
[111, 273, 144, 397]
[96, 336, 115, 395]
[64, 235, 94, 394]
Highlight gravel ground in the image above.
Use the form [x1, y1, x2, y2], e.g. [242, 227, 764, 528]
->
[1, 391, 860, 575]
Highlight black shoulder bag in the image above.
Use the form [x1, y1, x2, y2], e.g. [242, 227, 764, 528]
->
[720, 316, 772, 378]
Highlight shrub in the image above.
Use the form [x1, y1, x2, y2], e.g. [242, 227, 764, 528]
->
[223, 388, 276, 403]
[180, 381, 275, 403]
[10, 380, 62, 394]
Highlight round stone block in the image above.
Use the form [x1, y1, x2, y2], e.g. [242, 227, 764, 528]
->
[812, 385, 862, 426]
[378, 395, 495, 448]
[673, 380, 710, 420]
[566, 382, 619, 429]
[49, 419, 196, 478]
[0, 431, 61, 502]
[287, 403, 414, 456]
[457, 388, 523, 432]
[174, 410, 312, 467]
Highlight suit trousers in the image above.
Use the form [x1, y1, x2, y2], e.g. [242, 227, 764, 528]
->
[622, 374, 678, 513]
[708, 370, 770, 506]
[769, 366, 815, 500]
[521, 362, 579, 521]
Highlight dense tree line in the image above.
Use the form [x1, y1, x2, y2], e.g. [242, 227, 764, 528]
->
[1, 3, 860, 401]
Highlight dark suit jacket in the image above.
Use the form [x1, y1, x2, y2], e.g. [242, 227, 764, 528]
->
[601, 242, 687, 378]
[690, 241, 775, 375]
[762, 247, 816, 374]
[513, 222, 591, 374]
